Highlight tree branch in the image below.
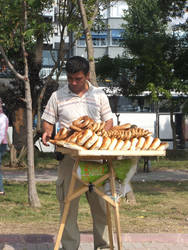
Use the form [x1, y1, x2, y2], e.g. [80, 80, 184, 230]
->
[0, 45, 24, 81]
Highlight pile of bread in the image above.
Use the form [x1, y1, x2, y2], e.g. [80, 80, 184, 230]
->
[49, 116, 169, 151]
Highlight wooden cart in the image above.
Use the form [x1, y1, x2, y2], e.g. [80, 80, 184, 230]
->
[54, 148, 166, 250]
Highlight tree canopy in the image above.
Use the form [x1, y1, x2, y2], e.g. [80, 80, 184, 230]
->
[120, 0, 188, 98]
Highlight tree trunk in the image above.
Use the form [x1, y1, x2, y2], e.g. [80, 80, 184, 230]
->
[77, 0, 98, 87]
[7, 135, 17, 167]
[0, 1, 41, 207]
[12, 107, 27, 151]
[25, 78, 41, 207]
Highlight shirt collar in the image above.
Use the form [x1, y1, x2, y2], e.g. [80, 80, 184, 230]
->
[66, 80, 94, 97]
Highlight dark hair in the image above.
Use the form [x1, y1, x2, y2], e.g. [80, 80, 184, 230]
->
[65, 56, 89, 75]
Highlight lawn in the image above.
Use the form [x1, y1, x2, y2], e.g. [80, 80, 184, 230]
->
[1, 151, 188, 234]
[0, 181, 188, 234]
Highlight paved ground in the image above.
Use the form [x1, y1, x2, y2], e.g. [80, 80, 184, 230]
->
[0, 233, 188, 250]
[1, 168, 188, 249]
[3, 168, 188, 183]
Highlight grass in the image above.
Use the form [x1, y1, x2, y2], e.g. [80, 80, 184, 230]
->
[138, 157, 188, 171]
[0, 181, 188, 234]
[1, 151, 188, 234]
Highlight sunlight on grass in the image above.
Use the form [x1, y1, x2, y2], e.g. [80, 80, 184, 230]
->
[0, 181, 187, 234]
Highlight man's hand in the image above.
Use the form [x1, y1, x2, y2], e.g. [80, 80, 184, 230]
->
[42, 121, 54, 146]
[104, 118, 113, 131]
[42, 131, 52, 146]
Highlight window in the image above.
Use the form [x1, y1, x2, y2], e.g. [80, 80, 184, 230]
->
[111, 29, 124, 45]
[42, 50, 57, 67]
[77, 39, 86, 46]
[77, 31, 107, 47]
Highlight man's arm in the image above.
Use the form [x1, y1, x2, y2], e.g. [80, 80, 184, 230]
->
[42, 120, 54, 146]
[104, 118, 113, 131]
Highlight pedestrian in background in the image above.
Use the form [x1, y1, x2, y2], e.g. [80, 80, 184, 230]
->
[0, 98, 9, 195]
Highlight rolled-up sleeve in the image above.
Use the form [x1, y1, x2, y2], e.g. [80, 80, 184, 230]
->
[100, 92, 113, 122]
[41, 92, 58, 124]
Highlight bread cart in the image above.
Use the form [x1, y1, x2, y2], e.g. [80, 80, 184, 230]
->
[53, 146, 166, 250]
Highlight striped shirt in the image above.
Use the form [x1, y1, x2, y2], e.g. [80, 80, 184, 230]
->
[42, 81, 113, 128]
[0, 113, 9, 144]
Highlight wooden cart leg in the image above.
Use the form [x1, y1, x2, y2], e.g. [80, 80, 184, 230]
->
[106, 201, 114, 250]
[54, 159, 79, 250]
[108, 160, 122, 250]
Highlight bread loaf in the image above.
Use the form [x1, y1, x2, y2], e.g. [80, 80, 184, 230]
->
[156, 142, 169, 151]
[84, 133, 98, 149]
[77, 129, 93, 146]
[121, 139, 131, 150]
[129, 138, 138, 151]
[108, 138, 118, 150]
[90, 136, 103, 150]
[149, 138, 161, 150]
[141, 136, 154, 150]
[114, 139, 125, 150]
[51, 116, 169, 152]
[136, 137, 145, 150]
[99, 136, 111, 150]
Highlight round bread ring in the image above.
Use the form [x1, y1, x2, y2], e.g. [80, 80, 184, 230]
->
[66, 131, 81, 143]
[112, 123, 131, 130]
[94, 122, 101, 132]
[99, 121, 106, 131]
[54, 130, 62, 140]
[70, 124, 82, 132]
[127, 130, 132, 140]
[55, 127, 69, 140]
[87, 120, 94, 129]
[92, 122, 98, 131]
[72, 116, 91, 128]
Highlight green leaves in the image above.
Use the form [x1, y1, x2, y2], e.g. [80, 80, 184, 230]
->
[121, 0, 187, 102]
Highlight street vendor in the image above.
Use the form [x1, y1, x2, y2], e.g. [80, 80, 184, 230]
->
[42, 56, 113, 250]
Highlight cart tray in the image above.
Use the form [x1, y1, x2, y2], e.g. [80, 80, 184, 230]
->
[56, 146, 166, 158]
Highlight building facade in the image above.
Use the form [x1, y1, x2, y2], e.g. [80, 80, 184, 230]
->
[72, 1, 127, 59]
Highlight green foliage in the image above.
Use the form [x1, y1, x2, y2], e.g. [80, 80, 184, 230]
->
[120, 0, 187, 102]
[0, 0, 53, 50]
[96, 55, 121, 81]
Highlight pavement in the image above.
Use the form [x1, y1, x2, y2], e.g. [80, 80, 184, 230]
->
[1, 167, 188, 250]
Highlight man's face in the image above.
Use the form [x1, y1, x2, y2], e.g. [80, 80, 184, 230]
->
[67, 71, 89, 94]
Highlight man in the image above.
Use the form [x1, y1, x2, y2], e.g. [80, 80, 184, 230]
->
[42, 56, 113, 250]
[0, 98, 9, 195]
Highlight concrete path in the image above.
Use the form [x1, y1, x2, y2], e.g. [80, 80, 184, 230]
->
[0, 233, 188, 250]
[3, 168, 188, 183]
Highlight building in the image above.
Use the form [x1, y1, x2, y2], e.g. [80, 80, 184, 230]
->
[41, 1, 127, 66]
[73, 1, 127, 59]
